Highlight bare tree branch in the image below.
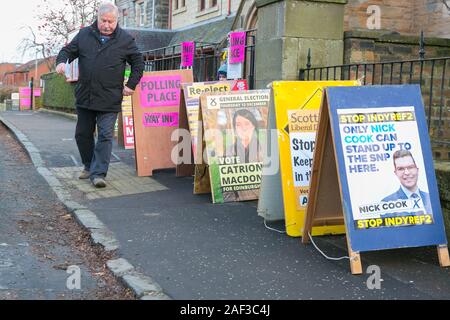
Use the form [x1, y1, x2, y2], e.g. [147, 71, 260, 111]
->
[20, 0, 100, 70]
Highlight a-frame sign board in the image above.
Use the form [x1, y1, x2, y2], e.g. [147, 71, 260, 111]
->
[304, 85, 450, 274]
[257, 86, 284, 221]
[175, 88, 195, 177]
[132, 69, 193, 176]
[258, 81, 358, 231]
[198, 89, 270, 203]
[176, 80, 248, 178]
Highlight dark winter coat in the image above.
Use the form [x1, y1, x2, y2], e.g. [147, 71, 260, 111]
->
[56, 21, 144, 113]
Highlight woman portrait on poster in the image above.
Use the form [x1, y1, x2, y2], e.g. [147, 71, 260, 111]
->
[222, 109, 263, 202]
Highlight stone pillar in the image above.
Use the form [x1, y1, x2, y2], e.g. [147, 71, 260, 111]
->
[255, 0, 347, 89]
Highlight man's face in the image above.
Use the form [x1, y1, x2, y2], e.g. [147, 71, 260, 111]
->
[98, 12, 118, 36]
[394, 156, 418, 191]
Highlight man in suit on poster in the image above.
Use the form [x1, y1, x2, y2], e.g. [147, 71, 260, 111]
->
[382, 150, 432, 215]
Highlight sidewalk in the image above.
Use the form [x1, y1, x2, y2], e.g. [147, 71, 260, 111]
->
[1, 109, 449, 300]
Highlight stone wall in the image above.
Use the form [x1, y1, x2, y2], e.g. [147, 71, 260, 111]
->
[342, 31, 450, 160]
[344, 0, 450, 39]
[412, 0, 450, 38]
[435, 162, 450, 241]
[344, 0, 414, 35]
[255, 0, 347, 89]
[344, 30, 450, 63]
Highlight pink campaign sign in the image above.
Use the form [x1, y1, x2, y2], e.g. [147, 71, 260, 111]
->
[229, 32, 246, 64]
[139, 75, 182, 107]
[19, 87, 31, 96]
[19, 87, 41, 96]
[20, 99, 31, 107]
[181, 42, 194, 67]
[143, 112, 179, 127]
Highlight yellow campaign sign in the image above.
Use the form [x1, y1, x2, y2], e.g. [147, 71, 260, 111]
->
[273, 81, 359, 237]
[121, 95, 133, 116]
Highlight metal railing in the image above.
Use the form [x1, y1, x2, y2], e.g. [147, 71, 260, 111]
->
[141, 29, 257, 89]
[299, 45, 450, 156]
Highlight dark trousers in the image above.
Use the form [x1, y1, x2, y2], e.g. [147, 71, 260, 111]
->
[75, 107, 118, 180]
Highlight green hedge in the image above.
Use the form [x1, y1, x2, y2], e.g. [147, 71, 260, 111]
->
[41, 72, 76, 112]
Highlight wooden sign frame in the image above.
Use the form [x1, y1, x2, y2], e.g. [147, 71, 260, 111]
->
[175, 89, 195, 177]
[303, 85, 450, 274]
[132, 69, 193, 176]
[175, 80, 248, 194]
[176, 80, 247, 178]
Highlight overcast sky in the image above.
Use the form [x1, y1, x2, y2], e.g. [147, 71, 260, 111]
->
[0, 1, 45, 63]
[0, 0, 78, 63]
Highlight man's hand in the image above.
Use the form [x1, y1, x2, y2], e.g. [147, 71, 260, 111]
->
[123, 86, 134, 96]
[56, 63, 66, 76]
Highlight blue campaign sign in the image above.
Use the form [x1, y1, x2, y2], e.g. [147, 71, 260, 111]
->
[327, 84, 447, 253]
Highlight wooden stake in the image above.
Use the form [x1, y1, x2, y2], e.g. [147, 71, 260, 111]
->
[437, 245, 450, 267]
[348, 249, 363, 275]
[346, 235, 362, 275]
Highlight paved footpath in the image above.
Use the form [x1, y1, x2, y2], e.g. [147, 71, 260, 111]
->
[0, 121, 132, 299]
[1, 109, 449, 300]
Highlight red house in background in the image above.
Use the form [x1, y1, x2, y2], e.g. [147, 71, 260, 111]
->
[0, 63, 22, 86]
[2, 57, 55, 87]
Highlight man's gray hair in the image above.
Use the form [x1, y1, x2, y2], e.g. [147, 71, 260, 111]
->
[98, 2, 119, 18]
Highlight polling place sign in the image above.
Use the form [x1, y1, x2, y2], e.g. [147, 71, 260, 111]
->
[303, 85, 449, 274]
[132, 70, 193, 176]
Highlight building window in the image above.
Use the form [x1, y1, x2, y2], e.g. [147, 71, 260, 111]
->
[139, 2, 145, 26]
[198, 0, 217, 12]
[135, 1, 146, 27]
[122, 9, 128, 27]
[174, 0, 186, 10]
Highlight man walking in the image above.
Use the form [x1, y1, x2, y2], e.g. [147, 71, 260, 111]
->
[56, 2, 144, 188]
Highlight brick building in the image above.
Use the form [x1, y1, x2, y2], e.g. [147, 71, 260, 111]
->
[345, 0, 450, 38]
[2, 58, 55, 88]
[115, 0, 450, 43]
[0, 63, 22, 86]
